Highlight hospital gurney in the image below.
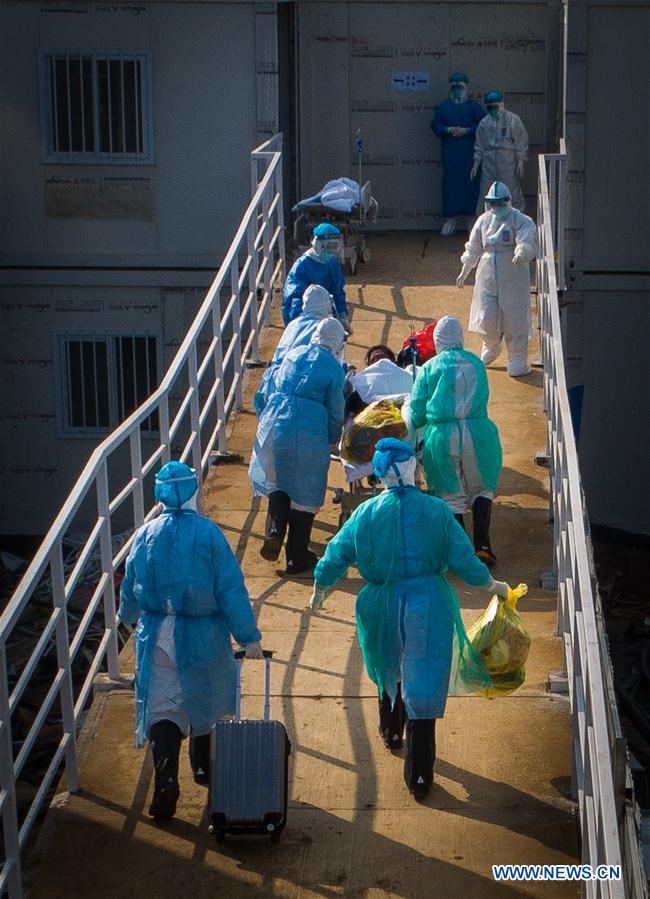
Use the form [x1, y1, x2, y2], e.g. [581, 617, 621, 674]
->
[292, 178, 379, 276]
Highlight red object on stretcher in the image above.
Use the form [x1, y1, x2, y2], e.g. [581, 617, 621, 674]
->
[400, 321, 437, 365]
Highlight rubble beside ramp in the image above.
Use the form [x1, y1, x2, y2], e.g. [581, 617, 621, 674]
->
[25, 235, 579, 899]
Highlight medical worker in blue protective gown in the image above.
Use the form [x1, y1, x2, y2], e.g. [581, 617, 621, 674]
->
[408, 316, 502, 565]
[254, 284, 333, 416]
[250, 318, 346, 575]
[431, 72, 485, 236]
[458, 181, 538, 377]
[309, 439, 509, 798]
[118, 461, 262, 820]
[471, 91, 529, 212]
[282, 223, 351, 332]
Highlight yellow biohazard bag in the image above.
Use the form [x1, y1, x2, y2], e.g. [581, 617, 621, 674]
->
[467, 583, 530, 698]
[341, 399, 407, 464]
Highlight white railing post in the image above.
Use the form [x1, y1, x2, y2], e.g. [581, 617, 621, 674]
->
[247, 217, 261, 362]
[261, 184, 272, 327]
[96, 464, 119, 679]
[50, 544, 79, 791]
[188, 345, 202, 478]
[0, 646, 23, 898]
[275, 137, 286, 284]
[230, 256, 244, 409]
[211, 300, 227, 454]
[129, 428, 145, 529]
[159, 396, 171, 466]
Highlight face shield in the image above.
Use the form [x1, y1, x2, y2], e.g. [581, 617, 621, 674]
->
[312, 236, 342, 260]
[486, 198, 511, 220]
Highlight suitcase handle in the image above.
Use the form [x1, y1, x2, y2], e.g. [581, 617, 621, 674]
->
[234, 650, 273, 722]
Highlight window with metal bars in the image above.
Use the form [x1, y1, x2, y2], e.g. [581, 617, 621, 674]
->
[40, 51, 153, 163]
[60, 336, 159, 434]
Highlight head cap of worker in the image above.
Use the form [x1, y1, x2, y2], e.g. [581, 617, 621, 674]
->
[485, 90, 505, 119]
[154, 460, 199, 510]
[484, 181, 512, 219]
[311, 317, 346, 358]
[373, 438, 417, 489]
[302, 284, 333, 318]
[449, 71, 469, 102]
[434, 316, 464, 353]
[312, 222, 342, 261]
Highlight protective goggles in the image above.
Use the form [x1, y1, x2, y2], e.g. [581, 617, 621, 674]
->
[318, 237, 342, 253]
[485, 199, 509, 208]
[450, 81, 466, 89]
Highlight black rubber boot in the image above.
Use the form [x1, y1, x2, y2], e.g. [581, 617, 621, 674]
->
[149, 720, 182, 819]
[472, 496, 497, 566]
[260, 491, 291, 561]
[378, 684, 406, 750]
[404, 719, 436, 798]
[285, 510, 318, 575]
[454, 513, 466, 531]
[189, 732, 211, 786]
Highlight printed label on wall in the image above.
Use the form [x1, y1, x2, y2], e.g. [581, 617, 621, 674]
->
[45, 174, 154, 221]
[391, 72, 430, 92]
[94, 2, 146, 14]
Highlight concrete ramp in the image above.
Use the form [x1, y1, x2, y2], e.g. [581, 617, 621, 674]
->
[26, 235, 579, 899]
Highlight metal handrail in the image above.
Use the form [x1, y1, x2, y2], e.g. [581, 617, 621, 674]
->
[0, 136, 285, 898]
[537, 151, 644, 897]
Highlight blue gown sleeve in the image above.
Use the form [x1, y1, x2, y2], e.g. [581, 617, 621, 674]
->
[445, 507, 492, 586]
[118, 532, 143, 625]
[253, 366, 274, 417]
[325, 365, 345, 444]
[211, 526, 261, 645]
[313, 513, 358, 588]
[328, 259, 348, 317]
[282, 260, 310, 325]
[431, 104, 450, 139]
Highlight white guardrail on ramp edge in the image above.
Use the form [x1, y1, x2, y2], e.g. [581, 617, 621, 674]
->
[0, 135, 285, 898]
[537, 145, 647, 899]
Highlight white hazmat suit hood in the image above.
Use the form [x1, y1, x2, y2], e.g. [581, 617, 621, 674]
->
[434, 316, 464, 352]
[302, 284, 333, 317]
[311, 318, 346, 356]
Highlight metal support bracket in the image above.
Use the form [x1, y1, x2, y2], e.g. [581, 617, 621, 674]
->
[535, 451, 550, 468]
[548, 671, 569, 695]
[540, 569, 558, 591]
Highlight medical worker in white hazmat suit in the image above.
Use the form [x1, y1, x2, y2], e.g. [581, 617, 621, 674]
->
[457, 181, 537, 377]
[470, 91, 529, 213]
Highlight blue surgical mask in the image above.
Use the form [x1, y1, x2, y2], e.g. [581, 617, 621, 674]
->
[450, 84, 467, 102]
[488, 106, 501, 120]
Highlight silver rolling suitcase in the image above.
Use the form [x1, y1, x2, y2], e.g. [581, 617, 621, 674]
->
[208, 649, 290, 843]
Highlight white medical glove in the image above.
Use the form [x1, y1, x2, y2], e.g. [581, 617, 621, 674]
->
[456, 262, 473, 288]
[243, 641, 263, 659]
[512, 252, 528, 270]
[470, 161, 479, 180]
[448, 126, 462, 138]
[309, 583, 328, 616]
[516, 160, 526, 180]
[487, 578, 510, 599]
[456, 127, 470, 137]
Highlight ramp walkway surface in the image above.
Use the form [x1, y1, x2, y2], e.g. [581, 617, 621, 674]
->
[25, 234, 579, 898]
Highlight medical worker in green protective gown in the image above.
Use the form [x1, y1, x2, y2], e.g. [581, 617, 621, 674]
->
[309, 438, 508, 799]
[408, 316, 502, 565]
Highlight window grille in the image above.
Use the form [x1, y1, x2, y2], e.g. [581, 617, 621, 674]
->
[60, 335, 159, 434]
[41, 51, 153, 163]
